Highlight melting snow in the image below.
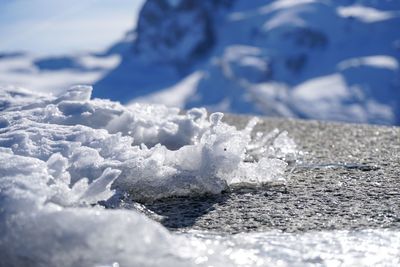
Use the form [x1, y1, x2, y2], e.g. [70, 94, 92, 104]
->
[0, 85, 295, 202]
[1, 85, 399, 266]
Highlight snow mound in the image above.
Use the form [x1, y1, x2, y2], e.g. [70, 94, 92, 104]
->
[0, 85, 295, 202]
[2, 86, 399, 266]
[0, 85, 298, 266]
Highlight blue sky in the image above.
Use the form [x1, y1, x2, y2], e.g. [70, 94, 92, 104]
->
[0, 0, 145, 55]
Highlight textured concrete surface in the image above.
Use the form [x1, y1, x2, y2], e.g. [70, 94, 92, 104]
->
[143, 116, 400, 233]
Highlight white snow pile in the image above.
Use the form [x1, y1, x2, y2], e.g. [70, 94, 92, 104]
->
[0, 85, 298, 266]
[0, 85, 296, 201]
[1, 85, 400, 267]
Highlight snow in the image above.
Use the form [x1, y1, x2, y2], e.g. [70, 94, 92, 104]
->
[1, 86, 400, 266]
[337, 55, 399, 71]
[0, 53, 121, 94]
[133, 71, 203, 108]
[0, 85, 294, 201]
[78, 54, 121, 69]
[2, 0, 400, 264]
[0, 85, 290, 266]
[130, 0, 400, 125]
[183, 229, 400, 266]
[0, 85, 293, 265]
[262, 6, 308, 30]
[1, 1, 400, 125]
[290, 74, 389, 122]
[337, 5, 399, 23]
[292, 74, 349, 102]
[262, 0, 318, 13]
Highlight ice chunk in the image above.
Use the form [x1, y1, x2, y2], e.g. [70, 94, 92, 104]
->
[272, 130, 298, 161]
[79, 168, 121, 204]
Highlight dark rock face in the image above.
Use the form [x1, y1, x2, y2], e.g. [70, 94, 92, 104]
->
[134, 0, 232, 64]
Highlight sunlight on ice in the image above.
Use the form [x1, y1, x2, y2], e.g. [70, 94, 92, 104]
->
[1, 85, 400, 266]
[0, 85, 294, 201]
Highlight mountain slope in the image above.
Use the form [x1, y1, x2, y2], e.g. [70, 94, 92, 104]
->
[95, 0, 400, 125]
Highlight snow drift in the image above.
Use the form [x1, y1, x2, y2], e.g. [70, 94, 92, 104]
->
[0, 85, 294, 264]
[0, 85, 295, 201]
[1, 85, 400, 266]
[94, 0, 400, 125]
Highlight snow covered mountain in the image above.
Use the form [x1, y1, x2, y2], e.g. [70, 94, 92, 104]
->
[94, 0, 400, 125]
[0, 0, 399, 125]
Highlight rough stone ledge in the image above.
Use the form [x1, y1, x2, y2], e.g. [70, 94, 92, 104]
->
[142, 115, 400, 233]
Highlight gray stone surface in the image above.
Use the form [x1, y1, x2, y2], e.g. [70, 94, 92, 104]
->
[143, 116, 400, 233]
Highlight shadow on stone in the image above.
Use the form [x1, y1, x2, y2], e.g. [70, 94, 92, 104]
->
[144, 193, 229, 229]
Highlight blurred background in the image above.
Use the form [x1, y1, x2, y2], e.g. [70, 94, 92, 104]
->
[1, 0, 399, 125]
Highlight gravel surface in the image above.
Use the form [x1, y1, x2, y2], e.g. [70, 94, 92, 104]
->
[143, 116, 400, 233]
